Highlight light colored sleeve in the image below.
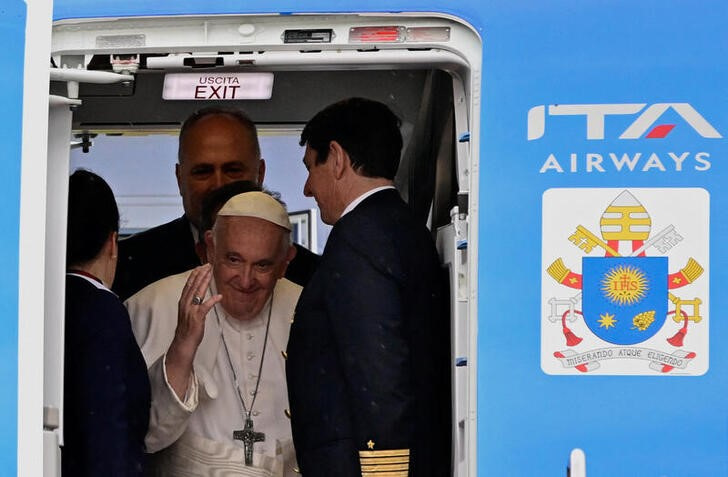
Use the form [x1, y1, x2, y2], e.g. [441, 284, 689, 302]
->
[123, 273, 199, 453]
[125, 274, 185, 367]
[145, 353, 199, 453]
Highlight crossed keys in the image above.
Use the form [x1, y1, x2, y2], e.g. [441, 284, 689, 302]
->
[568, 225, 618, 255]
[568, 224, 683, 257]
[548, 223, 702, 326]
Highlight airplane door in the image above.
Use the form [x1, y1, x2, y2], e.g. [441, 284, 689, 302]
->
[12, 0, 57, 476]
[43, 93, 76, 477]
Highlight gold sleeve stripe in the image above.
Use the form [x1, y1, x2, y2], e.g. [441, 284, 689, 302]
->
[361, 471, 408, 477]
[360, 448, 409, 475]
[361, 456, 410, 465]
[359, 449, 410, 458]
[362, 463, 409, 472]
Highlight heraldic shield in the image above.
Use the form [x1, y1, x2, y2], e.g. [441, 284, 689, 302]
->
[582, 256, 668, 345]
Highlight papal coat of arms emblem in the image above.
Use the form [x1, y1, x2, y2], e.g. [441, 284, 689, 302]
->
[541, 188, 709, 375]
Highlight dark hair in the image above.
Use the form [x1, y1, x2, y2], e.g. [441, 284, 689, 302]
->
[66, 169, 119, 268]
[299, 97, 403, 179]
[199, 180, 286, 233]
[178, 106, 261, 162]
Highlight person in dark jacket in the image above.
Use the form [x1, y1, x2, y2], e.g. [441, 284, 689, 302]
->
[112, 106, 319, 301]
[286, 98, 451, 476]
[63, 169, 151, 476]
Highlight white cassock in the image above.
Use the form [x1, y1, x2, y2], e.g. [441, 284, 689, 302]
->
[125, 270, 302, 477]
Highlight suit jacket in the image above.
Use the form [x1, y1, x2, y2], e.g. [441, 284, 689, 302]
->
[113, 216, 200, 301]
[63, 274, 151, 477]
[286, 189, 451, 476]
[113, 215, 320, 301]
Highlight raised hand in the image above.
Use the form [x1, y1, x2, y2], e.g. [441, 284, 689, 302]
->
[166, 264, 222, 399]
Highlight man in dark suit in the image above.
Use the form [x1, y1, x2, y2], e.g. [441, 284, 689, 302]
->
[286, 98, 451, 476]
[113, 107, 319, 300]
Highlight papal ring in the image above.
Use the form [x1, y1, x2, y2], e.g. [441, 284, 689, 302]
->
[191, 295, 203, 305]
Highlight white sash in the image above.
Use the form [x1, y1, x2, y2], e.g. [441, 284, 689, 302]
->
[148, 431, 297, 477]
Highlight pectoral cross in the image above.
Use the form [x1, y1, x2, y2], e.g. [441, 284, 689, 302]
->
[233, 417, 266, 466]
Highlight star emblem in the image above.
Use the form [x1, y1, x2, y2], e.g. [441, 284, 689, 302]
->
[598, 312, 617, 329]
[367, 440, 375, 449]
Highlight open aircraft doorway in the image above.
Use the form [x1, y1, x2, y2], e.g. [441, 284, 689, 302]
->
[47, 13, 481, 477]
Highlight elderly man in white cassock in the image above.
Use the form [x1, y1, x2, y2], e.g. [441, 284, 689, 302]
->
[126, 191, 300, 476]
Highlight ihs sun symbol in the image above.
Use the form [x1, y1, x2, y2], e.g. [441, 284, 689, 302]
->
[601, 265, 648, 306]
[598, 313, 617, 329]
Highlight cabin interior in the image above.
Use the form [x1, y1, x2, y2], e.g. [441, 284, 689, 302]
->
[46, 13, 480, 476]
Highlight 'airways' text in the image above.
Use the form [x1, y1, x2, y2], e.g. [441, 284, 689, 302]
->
[539, 151, 711, 173]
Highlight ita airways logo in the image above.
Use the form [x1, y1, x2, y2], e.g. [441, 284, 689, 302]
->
[541, 188, 709, 375]
[528, 103, 722, 140]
